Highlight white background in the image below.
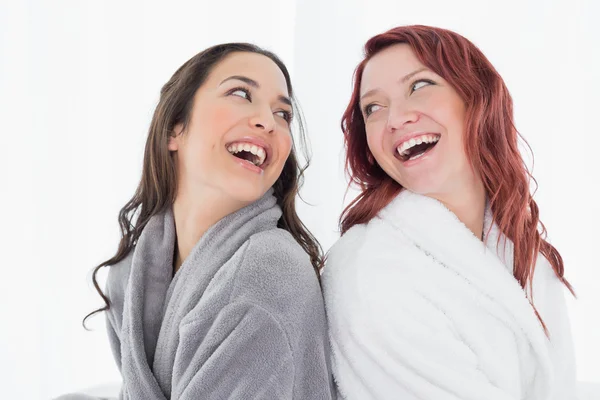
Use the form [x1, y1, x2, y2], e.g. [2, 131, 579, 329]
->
[1, 0, 598, 398]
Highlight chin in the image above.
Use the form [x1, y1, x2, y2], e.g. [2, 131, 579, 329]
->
[399, 167, 452, 196]
[226, 185, 270, 205]
[400, 179, 439, 197]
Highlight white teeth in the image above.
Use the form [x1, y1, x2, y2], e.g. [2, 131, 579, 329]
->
[396, 134, 440, 156]
[409, 151, 427, 161]
[227, 141, 267, 166]
[256, 147, 266, 163]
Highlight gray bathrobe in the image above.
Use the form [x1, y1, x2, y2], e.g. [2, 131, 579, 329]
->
[103, 191, 335, 399]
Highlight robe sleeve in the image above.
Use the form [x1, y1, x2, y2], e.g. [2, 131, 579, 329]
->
[532, 260, 578, 400]
[105, 308, 122, 372]
[104, 273, 124, 373]
[169, 301, 296, 400]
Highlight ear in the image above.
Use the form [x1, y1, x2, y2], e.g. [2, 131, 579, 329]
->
[168, 124, 184, 151]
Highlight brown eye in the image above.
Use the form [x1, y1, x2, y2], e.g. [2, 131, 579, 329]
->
[228, 87, 252, 101]
[274, 110, 292, 123]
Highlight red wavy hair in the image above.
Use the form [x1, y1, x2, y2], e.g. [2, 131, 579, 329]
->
[340, 25, 574, 322]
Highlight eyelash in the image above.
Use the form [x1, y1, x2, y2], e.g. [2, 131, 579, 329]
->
[363, 79, 436, 117]
[228, 86, 252, 101]
[227, 86, 293, 123]
[275, 110, 293, 123]
[363, 103, 380, 117]
[410, 78, 435, 93]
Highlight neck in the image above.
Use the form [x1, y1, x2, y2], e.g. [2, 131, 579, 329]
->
[171, 187, 247, 274]
[432, 178, 486, 240]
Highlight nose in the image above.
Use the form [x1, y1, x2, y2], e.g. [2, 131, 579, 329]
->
[249, 107, 276, 133]
[386, 104, 420, 132]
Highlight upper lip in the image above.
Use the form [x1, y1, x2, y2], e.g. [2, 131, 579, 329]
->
[392, 131, 441, 150]
[226, 136, 273, 166]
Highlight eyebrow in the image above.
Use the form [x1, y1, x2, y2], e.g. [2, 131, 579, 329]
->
[359, 67, 429, 104]
[219, 75, 292, 106]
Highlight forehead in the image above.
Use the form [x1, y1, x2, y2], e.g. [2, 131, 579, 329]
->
[207, 51, 289, 96]
[360, 44, 424, 93]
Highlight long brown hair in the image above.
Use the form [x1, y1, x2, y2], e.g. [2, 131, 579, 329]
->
[83, 43, 322, 327]
[340, 26, 573, 328]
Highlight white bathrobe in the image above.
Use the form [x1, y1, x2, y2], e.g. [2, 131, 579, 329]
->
[323, 190, 577, 400]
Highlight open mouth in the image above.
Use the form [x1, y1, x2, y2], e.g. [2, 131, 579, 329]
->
[227, 142, 267, 168]
[396, 134, 440, 162]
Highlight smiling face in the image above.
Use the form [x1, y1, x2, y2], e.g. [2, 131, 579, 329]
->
[360, 43, 479, 199]
[168, 51, 293, 206]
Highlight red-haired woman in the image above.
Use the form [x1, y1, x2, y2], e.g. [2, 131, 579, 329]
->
[323, 26, 576, 400]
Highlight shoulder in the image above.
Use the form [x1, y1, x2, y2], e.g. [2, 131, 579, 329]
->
[229, 228, 322, 311]
[238, 228, 317, 287]
[532, 254, 574, 330]
[323, 215, 410, 289]
[322, 217, 428, 328]
[323, 223, 370, 279]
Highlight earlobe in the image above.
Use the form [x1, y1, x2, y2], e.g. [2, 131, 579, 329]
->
[168, 124, 184, 151]
[168, 135, 179, 151]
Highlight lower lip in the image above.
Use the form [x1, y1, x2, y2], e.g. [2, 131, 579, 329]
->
[230, 153, 265, 174]
[398, 140, 439, 167]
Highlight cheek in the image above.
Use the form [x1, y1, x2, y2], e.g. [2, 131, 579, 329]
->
[365, 125, 384, 159]
[432, 92, 464, 126]
[440, 104, 470, 167]
[425, 96, 466, 142]
[279, 131, 293, 159]
[200, 103, 240, 139]
[445, 106, 467, 149]
[214, 101, 236, 117]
